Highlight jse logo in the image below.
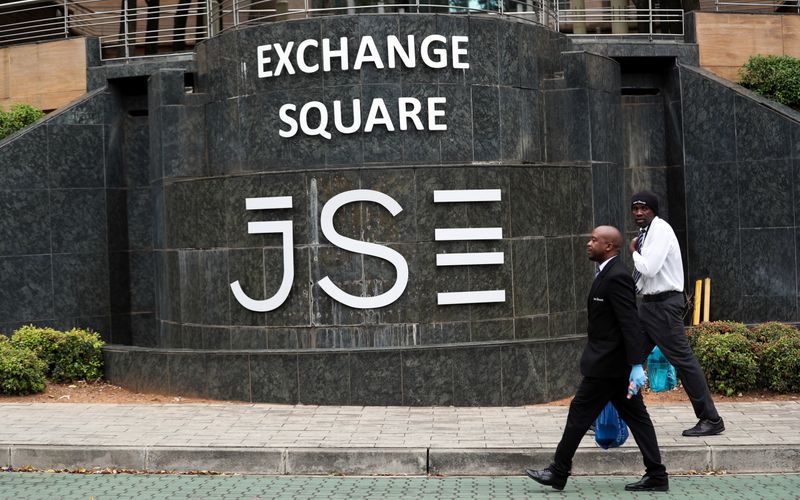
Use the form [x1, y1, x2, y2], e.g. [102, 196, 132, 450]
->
[230, 189, 506, 312]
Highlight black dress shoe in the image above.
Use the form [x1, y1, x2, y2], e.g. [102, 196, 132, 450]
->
[525, 468, 567, 491]
[625, 474, 669, 492]
[682, 417, 725, 437]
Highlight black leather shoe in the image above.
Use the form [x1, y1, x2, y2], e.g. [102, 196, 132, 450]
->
[625, 474, 669, 492]
[682, 417, 725, 437]
[525, 468, 567, 491]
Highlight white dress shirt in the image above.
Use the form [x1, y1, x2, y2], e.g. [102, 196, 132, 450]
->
[632, 216, 684, 295]
[597, 256, 615, 274]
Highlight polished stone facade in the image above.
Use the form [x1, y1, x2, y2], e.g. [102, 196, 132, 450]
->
[681, 66, 800, 323]
[1, 15, 797, 404]
[120, 17, 605, 403]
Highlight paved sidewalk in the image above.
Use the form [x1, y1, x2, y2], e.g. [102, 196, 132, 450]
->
[1, 401, 798, 475]
[2, 473, 800, 499]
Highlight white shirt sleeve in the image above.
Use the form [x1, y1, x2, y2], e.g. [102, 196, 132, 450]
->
[632, 219, 672, 278]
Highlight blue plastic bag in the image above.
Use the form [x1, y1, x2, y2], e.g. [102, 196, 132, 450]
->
[594, 401, 629, 449]
[647, 346, 677, 393]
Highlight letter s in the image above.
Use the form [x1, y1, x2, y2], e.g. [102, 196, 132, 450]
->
[279, 104, 298, 138]
[318, 190, 408, 309]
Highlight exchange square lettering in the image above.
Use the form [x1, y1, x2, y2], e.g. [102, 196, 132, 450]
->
[252, 34, 469, 140]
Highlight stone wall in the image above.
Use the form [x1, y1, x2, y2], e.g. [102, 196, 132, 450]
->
[113, 15, 618, 404]
[0, 84, 158, 344]
[0, 90, 113, 336]
[681, 65, 800, 323]
[1, 15, 663, 405]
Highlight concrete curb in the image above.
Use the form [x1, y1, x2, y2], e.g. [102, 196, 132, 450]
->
[3, 444, 800, 475]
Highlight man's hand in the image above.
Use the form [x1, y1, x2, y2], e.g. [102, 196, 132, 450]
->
[628, 364, 647, 398]
[629, 237, 638, 255]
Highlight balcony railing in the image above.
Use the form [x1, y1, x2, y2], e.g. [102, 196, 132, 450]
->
[0, 0, 732, 61]
[701, 0, 798, 12]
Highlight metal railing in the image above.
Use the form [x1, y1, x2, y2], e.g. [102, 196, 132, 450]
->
[206, 0, 560, 35]
[0, 0, 694, 61]
[557, 6, 684, 36]
[0, 0, 209, 59]
[703, 0, 799, 12]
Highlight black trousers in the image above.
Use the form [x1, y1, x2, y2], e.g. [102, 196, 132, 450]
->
[639, 294, 720, 421]
[551, 376, 666, 479]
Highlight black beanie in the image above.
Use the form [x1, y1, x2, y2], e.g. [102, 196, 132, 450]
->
[631, 191, 659, 215]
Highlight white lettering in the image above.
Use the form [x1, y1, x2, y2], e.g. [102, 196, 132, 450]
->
[387, 35, 415, 69]
[273, 41, 296, 76]
[420, 34, 448, 69]
[428, 97, 447, 131]
[333, 99, 362, 134]
[257, 44, 273, 78]
[296, 39, 320, 73]
[318, 190, 409, 309]
[279, 104, 298, 138]
[230, 197, 295, 312]
[281, 98, 447, 138]
[452, 35, 469, 69]
[299, 101, 331, 140]
[353, 35, 384, 70]
[364, 98, 394, 133]
[257, 35, 469, 78]
[322, 37, 349, 72]
[398, 97, 423, 131]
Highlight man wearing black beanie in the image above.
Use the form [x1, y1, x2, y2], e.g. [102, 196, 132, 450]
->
[628, 191, 724, 437]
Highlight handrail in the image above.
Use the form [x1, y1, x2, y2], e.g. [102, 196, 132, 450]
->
[707, 0, 799, 11]
[0, 0, 693, 61]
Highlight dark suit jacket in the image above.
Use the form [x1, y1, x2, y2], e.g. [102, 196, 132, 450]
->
[580, 255, 648, 379]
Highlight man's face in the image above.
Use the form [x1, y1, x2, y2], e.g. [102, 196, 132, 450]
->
[586, 229, 609, 263]
[631, 204, 656, 228]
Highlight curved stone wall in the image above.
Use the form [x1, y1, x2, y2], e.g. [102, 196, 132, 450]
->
[106, 14, 622, 405]
[4, 14, 798, 405]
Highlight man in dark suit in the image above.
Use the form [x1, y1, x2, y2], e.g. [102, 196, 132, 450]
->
[524, 226, 668, 492]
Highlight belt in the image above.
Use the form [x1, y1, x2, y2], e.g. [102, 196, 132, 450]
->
[642, 291, 682, 302]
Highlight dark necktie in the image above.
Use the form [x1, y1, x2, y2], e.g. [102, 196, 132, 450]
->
[633, 227, 647, 292]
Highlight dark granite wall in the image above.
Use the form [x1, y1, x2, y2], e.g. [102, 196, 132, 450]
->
[192, 16, 569, 171]
[554, 51, 626, 232]
[5, 24, 799, 404]
[107, 92, 157, 346]
[115, 15, 611, 404]
[680, 66, 800, 323]
[0, 90, 113, 337]
[1, 15, 644, 405]
[0, 85, 156, 344]
[620, 59, 687, 271]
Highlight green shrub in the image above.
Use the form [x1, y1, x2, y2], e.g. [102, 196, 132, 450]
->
[738, 55, 800, 111]
[746, 322, 800, 345]
[11, 326, 104, 382]
[687, 320, 749, 349]
[0, 342, 46, 395]
[743, 322, 799, 387]
[11, 325, 63, 373]
[54, 328, 105, 382]
[693, 331, 758, 396]
[760, 335, 800, 393]
[0, 103, 45, 141]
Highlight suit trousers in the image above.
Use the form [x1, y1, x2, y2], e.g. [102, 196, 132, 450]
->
[550, 376, 666, 479]
[639, 294, 720, 421]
